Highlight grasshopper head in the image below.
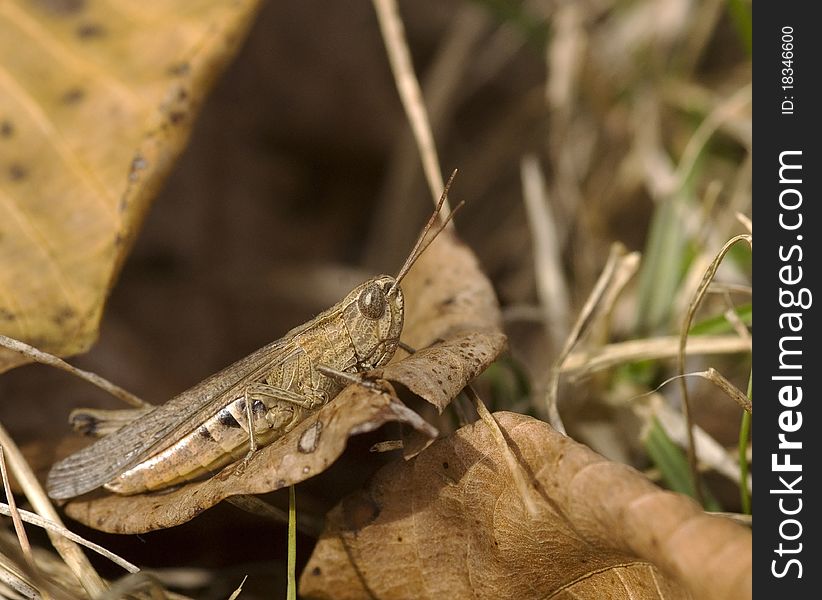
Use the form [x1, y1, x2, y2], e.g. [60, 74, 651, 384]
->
[343, 275, 404, 369]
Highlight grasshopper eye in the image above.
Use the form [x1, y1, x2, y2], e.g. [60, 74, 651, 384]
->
[358, 283, 386, 320]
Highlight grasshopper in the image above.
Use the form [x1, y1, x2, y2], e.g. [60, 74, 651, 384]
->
[46, 176, 460, 500]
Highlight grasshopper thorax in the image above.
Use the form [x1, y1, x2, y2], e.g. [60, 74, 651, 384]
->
[342, 275, 404, 369]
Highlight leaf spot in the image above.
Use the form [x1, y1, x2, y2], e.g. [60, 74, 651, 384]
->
[0, 121, 13, 138]
[61, 87, 86, 105]
[298, 421, 323, 454]
[75, 22, 106, 39]
[129, 154, 148, 181]
[168, 62, 191, 76]
[52, 305, 76, 326]
[168, 111, 186, 125]
[8, 164, 28, 182]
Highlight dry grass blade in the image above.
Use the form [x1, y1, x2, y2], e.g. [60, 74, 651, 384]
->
[464, 385, 538, 516]
[737, 213, 752, 234]
[520, 154, 571, 349]
[677, 233, 752, 505]
[371, 0, 448, 212]
[545, 243, 639, 431]
[0, 335, 148, 408]
[228, 575, 248, 600]
[0, 447, 33, 570]
[0, 502, 138, 573]
[0, 551, 38, 599]
[562, 334, 750, 380]
[0, 422, 108, 596]
[690, 368, 752, 414]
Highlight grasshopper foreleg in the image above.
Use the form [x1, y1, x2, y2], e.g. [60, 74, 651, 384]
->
[315, 364, 397, 397]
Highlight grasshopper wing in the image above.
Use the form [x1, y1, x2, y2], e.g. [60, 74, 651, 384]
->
[47, 339, 300, 499]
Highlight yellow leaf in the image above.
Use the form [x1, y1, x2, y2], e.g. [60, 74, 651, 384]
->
[0, 0, 262, 372]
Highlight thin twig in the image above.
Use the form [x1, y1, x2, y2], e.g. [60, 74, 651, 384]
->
[0, 421, 109, 596]
[371, 0, 449, 213]
[0, 335, 149, 408]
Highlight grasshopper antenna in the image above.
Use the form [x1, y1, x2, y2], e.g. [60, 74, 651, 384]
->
[388, 169, 464, 297]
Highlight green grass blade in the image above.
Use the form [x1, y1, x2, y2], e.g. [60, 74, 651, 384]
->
[287, 486, 297, 600]
[644, 417, 722, 511]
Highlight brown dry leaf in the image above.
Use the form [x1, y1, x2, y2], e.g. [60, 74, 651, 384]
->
[301, 412, 752, 600]
[62, 228, 507, 532]
[0, 0, 263, 372]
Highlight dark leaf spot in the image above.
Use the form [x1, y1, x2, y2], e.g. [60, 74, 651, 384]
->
[311, 567, 322, 577]
[198, 426, 214, 441]
[168, 111, 185, 125]
[76, 22, 105, 39]
[52, 306, 76, 326]
[442, 461, 449, 469]
[61, 88, 86, 105]
[0, 121, 13, 138]
[9, 164, 27, 181]
[168, 62, 191, 76]
[0, 308, 16, 322]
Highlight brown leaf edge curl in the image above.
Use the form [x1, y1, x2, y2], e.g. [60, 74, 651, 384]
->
[62, 228, 507, 533]
[301, 412, 751, 600]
